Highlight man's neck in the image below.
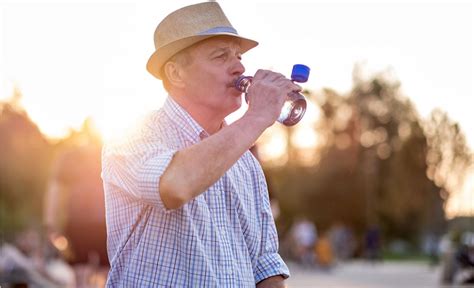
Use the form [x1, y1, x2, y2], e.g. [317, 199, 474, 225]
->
[170, 94, 225, 135]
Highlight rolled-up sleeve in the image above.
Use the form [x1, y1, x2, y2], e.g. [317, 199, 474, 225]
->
[136, 151, 176, 211]
[254, 172, 290, 283]
[102, 137, 177, 213]
[255, 252, 290, 283]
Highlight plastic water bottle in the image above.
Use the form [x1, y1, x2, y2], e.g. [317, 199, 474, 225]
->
[234, 64, 310, 126]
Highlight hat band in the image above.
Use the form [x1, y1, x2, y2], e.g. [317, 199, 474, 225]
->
[198, 26, 238, 36]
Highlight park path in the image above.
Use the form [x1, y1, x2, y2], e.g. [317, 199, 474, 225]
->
[286, 260, 443, 288]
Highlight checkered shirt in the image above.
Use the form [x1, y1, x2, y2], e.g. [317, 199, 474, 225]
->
[102, 96, 289, 287]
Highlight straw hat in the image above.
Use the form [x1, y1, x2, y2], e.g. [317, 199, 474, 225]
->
[146, 2, 258, 79]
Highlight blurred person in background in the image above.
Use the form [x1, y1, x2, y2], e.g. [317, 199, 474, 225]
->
[365, 225, 382, 262]
[101, 2, 301, 287]
[439, 229, 460, 284]
[44, 143, 108, 287]
[328, 222, 356, 262]
[289, 217, 318, 267]
[314, 231, 334, 269]
[422, 233, 440, 267]
[453, 231, 474, 284]
[0, 228, 76, 287]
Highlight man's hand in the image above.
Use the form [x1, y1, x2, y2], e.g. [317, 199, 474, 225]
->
[244, 69, 301, 128]
[256, 275, 287, 288]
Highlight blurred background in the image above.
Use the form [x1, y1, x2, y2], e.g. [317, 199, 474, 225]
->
[0, 0, 473, 287]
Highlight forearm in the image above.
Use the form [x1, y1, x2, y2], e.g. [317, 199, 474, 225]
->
[256, 275, 286, 288]
[159, 113, 267, 209]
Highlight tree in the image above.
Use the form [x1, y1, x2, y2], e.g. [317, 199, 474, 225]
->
[0, 89, 53, 237]
[0, 88, 104, 240]
[263, 67, 466, 247]
[424, 109, 473, 206]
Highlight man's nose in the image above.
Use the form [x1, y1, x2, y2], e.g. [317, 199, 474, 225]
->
[230, 58, 245, 76]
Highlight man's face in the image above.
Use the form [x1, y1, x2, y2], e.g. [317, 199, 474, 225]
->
[180, 36, 246, 119]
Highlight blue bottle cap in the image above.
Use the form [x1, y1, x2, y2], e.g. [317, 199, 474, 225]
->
[291, 64, 310, 83]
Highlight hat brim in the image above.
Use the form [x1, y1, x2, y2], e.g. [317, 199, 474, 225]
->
[146, 33, 258, 80]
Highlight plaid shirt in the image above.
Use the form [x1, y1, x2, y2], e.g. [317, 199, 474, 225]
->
[102, 96, 289, 287]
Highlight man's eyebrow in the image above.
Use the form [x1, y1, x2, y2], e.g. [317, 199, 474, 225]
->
[209, 47, 229, 56]
[209, 44, 242, 56]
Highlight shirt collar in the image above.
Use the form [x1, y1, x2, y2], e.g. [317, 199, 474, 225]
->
[163, 96, 210, 142]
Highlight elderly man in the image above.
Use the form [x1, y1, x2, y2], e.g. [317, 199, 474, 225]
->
[102, 2, 299, 287]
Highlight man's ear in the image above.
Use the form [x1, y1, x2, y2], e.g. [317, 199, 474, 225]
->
[164, 61, 185, 88]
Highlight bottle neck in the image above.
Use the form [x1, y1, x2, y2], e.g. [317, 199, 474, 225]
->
[235, 76, 253, 93]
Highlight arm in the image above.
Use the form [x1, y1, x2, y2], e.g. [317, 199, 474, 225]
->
[159, 113, 267, 209]
[256, 275, 286, 288]
[160, 70, 301, 209]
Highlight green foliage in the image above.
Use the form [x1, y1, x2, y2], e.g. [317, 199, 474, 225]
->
[265, 68, 471, 246]
[0, 91, 102, 239]
[0, 95, 53, 237]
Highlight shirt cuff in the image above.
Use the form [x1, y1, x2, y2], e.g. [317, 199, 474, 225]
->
[254, 253, 290, 284]
[137, 150, 176, 213]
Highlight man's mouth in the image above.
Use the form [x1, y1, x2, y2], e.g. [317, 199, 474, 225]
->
[227, 77, 241, 89]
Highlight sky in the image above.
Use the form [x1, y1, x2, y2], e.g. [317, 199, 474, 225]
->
[0, 0, 472, 217]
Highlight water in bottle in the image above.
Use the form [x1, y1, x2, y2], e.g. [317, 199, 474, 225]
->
[234, 64, 310, 126]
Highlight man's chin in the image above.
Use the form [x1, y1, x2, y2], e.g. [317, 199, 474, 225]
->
[222, 100, 243, 118]
[229, 87, 243, 98]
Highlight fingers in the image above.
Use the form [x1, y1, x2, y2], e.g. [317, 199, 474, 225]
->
[291, 83, 302, 92]
[245, 69, 302, 126]
[254, 69, 285, 81]
[268, 72, 286, 82]
[253, 69, 300, 91]
[275, 77, 301, 92]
